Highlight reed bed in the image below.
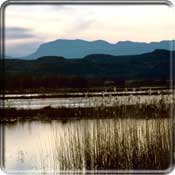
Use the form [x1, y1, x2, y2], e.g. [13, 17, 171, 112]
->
[3, 90, 173, 173]
[1, 94, 173, 122]
[37, 118, 171, 171]
[2, 89, 172, 99]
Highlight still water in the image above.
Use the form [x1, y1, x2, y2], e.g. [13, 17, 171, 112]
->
[4, 94, 172, 109]
[4, 118, 171, 173]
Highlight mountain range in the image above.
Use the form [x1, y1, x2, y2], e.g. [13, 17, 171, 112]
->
[21, 39, 174, 59]
[5, 49, 172, 81]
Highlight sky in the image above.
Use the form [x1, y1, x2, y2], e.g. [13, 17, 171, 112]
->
[4, 4, 175, 57]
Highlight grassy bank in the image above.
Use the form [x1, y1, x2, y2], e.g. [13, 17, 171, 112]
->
[2, 89, 173, 99]
[2, 86, 172, 95]
[1, 101, 171, 122]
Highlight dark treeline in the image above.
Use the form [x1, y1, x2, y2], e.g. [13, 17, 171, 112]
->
[4, 75, 171, 92]
[1, 49, 173, 92]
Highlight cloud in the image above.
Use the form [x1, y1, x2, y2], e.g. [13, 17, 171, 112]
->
[49, 5, 75, 12]
[5, 40, 42, 57]
[5, 27, 35, 40]
[74, 19, 94, 31]
[61, 18, 94, 38]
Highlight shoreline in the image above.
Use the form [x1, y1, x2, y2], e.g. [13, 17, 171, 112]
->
[1, 89, 173, 99]
[0, 104, 171, 122]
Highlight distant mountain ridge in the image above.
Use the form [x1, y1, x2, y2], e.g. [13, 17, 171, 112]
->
[21, 39, 174, 59]
[5, 49, 172, 81]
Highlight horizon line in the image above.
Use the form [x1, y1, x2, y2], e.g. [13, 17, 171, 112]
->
[47, 38, 174, 45]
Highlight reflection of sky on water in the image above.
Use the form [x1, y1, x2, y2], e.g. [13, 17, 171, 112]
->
[4, 119, 170, 173]
[4, 94, 172, 109]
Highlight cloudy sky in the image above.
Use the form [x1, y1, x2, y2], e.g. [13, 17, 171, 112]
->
[4, 4, 175, 57]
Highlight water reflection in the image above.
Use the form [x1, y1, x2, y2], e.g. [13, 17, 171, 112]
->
[4, 118, 170, 173]
[4, 95, 172, 109]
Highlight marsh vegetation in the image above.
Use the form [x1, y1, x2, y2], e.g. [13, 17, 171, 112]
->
[4, 118, 171, 172]
[2, 90, 173, 121]
[2, 89, 173, 172]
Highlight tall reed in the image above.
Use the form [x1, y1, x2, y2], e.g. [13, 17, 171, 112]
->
[48, 119, 171, 171]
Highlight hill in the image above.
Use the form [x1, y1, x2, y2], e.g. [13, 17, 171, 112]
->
[21, 39, 174, 59]
[4, 49, 171, 80]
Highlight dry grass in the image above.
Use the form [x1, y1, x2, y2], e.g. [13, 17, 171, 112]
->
[45, 118, 171, 171]
[1, 94, 173, 122]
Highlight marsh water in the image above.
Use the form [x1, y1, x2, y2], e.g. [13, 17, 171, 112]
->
[4, 118, 171, 172]
[2, 92, 173, 172]
[4, 94, 172, 109]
